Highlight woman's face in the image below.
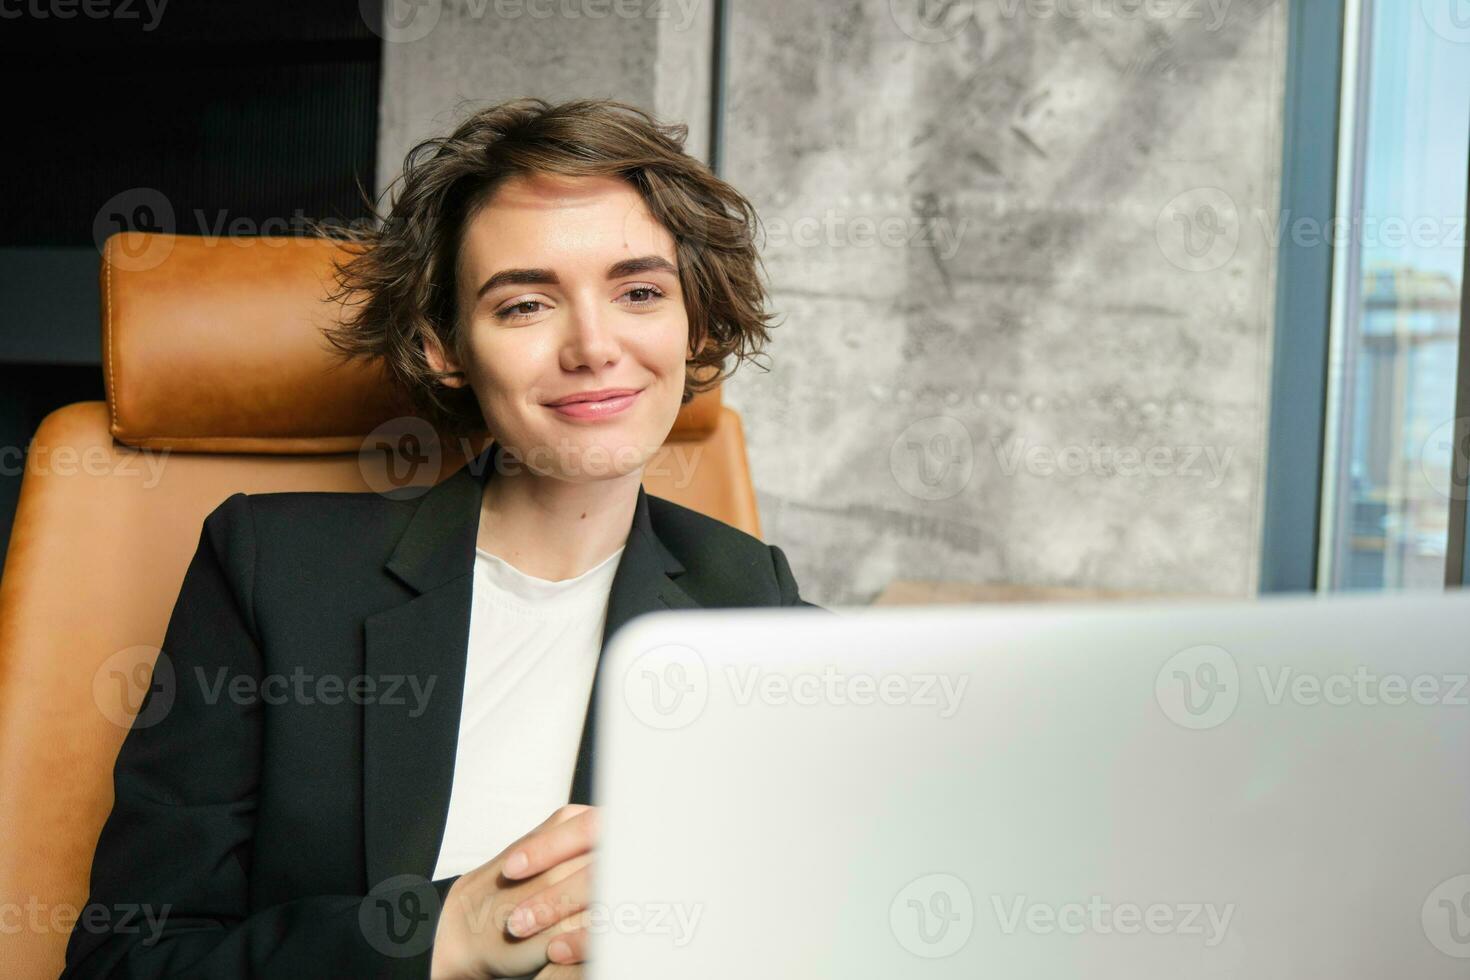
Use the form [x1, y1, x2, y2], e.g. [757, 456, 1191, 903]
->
[430, 172, 691, 483]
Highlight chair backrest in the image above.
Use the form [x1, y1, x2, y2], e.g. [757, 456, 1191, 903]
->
[0, 232, 760, 979]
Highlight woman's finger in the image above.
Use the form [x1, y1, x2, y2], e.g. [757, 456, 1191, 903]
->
[543, 913, 590, 964]
[501, 806, 599, 880]
[533, 964, 583, 979]
[505, 805, 591, 856]
[506, 865, 590, 938]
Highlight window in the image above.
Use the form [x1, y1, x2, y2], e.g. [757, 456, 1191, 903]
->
[1315, 3, 1469, 590]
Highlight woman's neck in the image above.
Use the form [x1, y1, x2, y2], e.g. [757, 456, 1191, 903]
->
[474, 463, 642, 582]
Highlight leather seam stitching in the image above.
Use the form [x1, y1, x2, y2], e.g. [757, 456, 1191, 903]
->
[105, 237, 117, 430]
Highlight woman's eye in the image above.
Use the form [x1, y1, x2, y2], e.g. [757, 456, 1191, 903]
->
[623, 285, 665, 305]
[494, 287, 663, 321]
[495, 299, 545, 321]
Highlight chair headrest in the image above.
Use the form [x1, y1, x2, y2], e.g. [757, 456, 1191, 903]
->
[100, 232, 722, 454]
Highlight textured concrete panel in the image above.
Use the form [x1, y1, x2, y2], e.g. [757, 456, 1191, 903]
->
[375, 0, 713, 197]
[721, 0, 1288, 605]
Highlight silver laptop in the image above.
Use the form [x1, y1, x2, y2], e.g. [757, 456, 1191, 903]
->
[587, 591, 1470, 978]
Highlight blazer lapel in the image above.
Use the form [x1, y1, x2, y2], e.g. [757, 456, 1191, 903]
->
[569, 489, 700, 804]
[362, 440, 699, 887]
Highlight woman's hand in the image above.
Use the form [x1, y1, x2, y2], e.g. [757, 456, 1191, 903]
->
[534, 966, 583, 979]
[430, 803, 597, 979]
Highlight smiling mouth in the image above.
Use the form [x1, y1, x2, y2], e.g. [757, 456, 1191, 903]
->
[543, 388, 644, 420]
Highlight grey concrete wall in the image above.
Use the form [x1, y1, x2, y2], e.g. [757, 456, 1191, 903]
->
[375, 0, 713, 197]
[720, 0, 1288, 605]
[373, 0, 1289, 607]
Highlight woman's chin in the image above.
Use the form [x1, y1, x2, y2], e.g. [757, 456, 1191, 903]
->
[509, 427, 660, 482]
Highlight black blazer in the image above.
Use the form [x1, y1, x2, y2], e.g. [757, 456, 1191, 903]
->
[63, 441, 819, 979]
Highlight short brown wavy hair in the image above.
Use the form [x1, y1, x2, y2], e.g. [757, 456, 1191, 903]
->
[313, 97, 777, 438]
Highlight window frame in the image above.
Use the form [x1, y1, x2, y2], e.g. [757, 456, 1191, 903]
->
[1259, 0, 1349, 593]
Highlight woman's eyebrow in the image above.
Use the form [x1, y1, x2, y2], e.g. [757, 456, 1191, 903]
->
[605, 255, 678, 280]
[475, 255, 677, 301]
[476, 267, 556, 300]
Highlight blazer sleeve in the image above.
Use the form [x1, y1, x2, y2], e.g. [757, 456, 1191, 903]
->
[768, 543, 827, 611]
[62, 492, 461, 980]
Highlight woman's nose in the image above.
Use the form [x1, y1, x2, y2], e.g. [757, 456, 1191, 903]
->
[560, 302, 622, 371]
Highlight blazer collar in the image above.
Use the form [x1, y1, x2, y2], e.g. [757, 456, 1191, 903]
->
[384, 439, 687, 596]
[362, 439, 699, 889]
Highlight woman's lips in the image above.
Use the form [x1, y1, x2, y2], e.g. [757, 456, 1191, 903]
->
[546, 389, 642, 419]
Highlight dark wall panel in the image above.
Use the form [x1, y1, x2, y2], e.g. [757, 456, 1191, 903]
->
[0, 0, 383, 582]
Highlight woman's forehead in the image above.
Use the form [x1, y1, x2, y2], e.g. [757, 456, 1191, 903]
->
[488, 172, 633, 209]
[462, 174, 677, 272]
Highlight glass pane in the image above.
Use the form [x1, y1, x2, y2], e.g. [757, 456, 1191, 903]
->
[1320, 4, 1469, 590]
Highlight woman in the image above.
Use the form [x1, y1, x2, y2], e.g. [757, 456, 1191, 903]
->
[63, 97, 819, 980]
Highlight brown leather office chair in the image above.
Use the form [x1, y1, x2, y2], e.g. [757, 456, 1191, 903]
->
[0, 232, 761, 979]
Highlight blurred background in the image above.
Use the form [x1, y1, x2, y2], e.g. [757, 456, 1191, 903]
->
[1, 0, 1466, 607]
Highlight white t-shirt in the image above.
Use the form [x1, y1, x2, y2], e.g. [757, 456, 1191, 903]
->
[430, 542, 625, 880]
